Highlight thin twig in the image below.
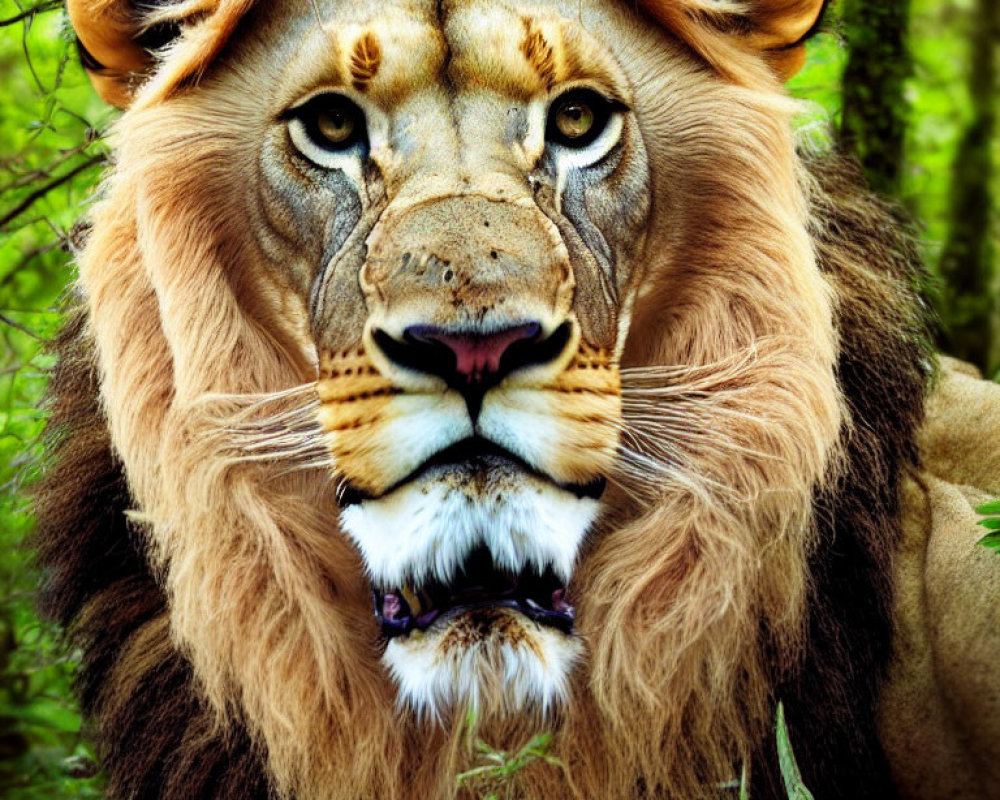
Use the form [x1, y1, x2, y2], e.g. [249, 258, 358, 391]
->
[0, 312, 42, 340]
[20, 8, 45, 93]
[1, 135, 104, 194]
[0, 155, 104, 231]
[0, 238, 65, 292]
[0, 0, 60, 28]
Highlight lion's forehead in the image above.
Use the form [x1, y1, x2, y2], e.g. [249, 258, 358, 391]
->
[267, 0, 631, 107]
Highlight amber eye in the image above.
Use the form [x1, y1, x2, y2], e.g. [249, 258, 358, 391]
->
[316, 107, 357, 145]
[546, 89, 615, 148]
[290, 93, 368, 153]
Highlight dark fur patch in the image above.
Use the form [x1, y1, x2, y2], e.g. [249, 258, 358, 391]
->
[751, 156, 933, 799]
[349, 31, 381, 91]
[32, 310, 277, 800]
[520, 19, 557, 89]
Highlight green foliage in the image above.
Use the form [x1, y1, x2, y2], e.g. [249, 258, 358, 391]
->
[456, 731, 562, 800]
[775, 702, 816, 800]
[456, 704, 816, 799]
[795, 2, 1000, 373]
[977, 500, 1000, 553]
[0, 3, 110, 796]
[934, 0, 999, 371]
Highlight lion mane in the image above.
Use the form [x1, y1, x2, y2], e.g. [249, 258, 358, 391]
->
[35, 1, 982, 799]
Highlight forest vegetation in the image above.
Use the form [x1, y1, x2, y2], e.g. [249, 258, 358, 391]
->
[0, 1, 997, 796]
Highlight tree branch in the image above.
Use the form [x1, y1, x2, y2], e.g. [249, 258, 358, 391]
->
[0, 312, 42, 340]
[0, 0, 62, 28]
[0, 1, 61, 28]
[0, 155, 104, 232]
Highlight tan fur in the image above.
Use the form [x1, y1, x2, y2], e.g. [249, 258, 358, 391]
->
[881, 361, 1000, 800]
[56, 1, 994, 799]
[638, 0, 826, 82]
[73, 1, 836, 797]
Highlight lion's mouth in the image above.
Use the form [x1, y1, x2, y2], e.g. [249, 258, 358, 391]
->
[373, 546, 575, 639]
[337, 436, 607, 508]
[344, 436, 600, 641]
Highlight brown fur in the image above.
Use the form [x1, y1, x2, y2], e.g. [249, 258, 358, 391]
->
[34, 311, 276, 799]
[37, 155, 930, 799]
[349, 32, 381, 91]
[38, 2, 932, 799]
[520, 19, 557, 89]
[753, 156, 932, 799]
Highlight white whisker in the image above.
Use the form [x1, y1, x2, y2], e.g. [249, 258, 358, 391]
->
[611, 340, 804, 507]
[189, 383, 335, 473]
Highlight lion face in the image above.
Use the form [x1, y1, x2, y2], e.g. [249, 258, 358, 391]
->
[245, 0, 651, 715]
[69, 0, 844, 795]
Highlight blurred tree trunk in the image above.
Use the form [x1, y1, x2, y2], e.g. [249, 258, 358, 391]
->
[937, 0, 999, 373]
[839, 0, 912, 197]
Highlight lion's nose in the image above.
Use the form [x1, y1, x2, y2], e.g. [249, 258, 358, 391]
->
[372, 321, 573, 417]
[405, 323, 542, 383]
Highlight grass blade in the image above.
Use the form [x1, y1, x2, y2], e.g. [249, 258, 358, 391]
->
[776, 702, 815, 800]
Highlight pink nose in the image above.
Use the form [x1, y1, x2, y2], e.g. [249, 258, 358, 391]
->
[372, 320, 573, 419]
[406, 323, 541, 382]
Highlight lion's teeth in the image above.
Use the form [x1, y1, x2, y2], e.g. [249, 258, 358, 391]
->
[383, 593, 402, 620]
[551, 588, 569, 613]
[400, 585, 422, 615]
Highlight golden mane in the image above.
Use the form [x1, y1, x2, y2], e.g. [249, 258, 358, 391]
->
[36, 2, 942, 800]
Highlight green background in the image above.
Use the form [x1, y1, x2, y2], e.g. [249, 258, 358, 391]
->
[0, 1, 997, 796]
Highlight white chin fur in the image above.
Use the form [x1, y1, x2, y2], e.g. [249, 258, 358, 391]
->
[339, 477, 599, 589]
[383, 617, 582, 721]
[342, 468, 597, 717]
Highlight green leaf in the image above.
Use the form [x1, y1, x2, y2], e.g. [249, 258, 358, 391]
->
[975, 499, 1000, 552]
[776, 702, 816, 800]
[455, 731, 562, 796]
[976, 500, 1000, 516]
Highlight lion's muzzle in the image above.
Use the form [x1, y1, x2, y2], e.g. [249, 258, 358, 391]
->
[316, 186, 619, 716]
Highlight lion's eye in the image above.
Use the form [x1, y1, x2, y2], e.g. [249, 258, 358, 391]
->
[287, 93, 368, 161]
[315, 106, 358, 146]
[546, 89, 614, 149]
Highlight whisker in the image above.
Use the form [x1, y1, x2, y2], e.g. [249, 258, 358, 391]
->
[610, 341, 809, 505]
[190, 383, 335, 472]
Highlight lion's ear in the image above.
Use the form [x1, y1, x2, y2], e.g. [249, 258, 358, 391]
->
[640, 0, 829, 82]
[67, 0, 254, 108]
[743, 0, 830, 79]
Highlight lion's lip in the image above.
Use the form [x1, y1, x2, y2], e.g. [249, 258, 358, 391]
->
[372, 546, 575, 639]
[337, 436, 607, 508]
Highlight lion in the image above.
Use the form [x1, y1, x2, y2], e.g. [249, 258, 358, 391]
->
[32, 0, 1000, 798]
